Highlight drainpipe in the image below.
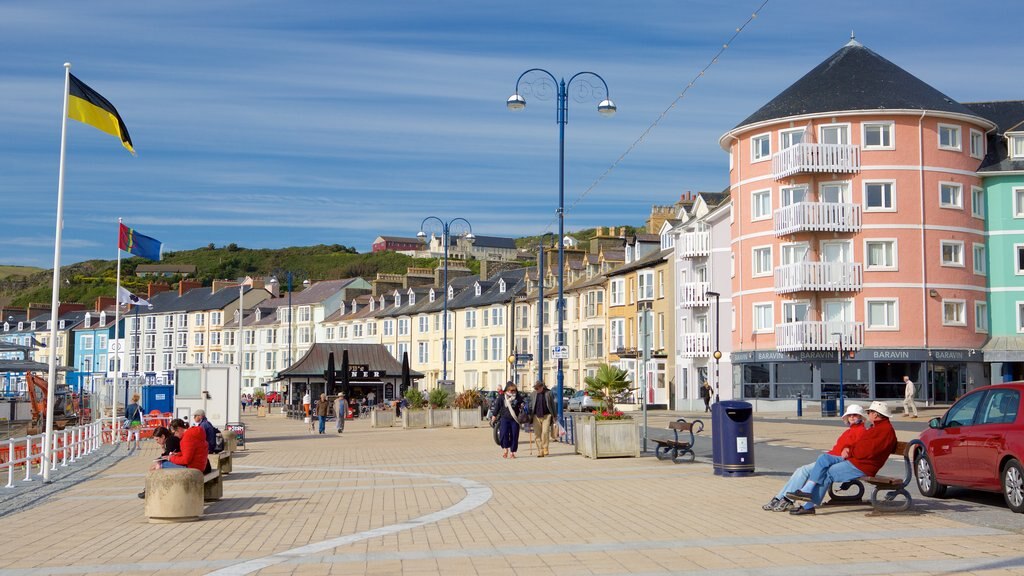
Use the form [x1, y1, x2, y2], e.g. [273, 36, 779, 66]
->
[918, 110, 929, 404]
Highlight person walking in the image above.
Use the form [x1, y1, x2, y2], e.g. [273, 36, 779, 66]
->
[316, 393, 329, 434]
[530, 381, 557, 457]
[124, 393, 144, 449]
[367, 390, 376, 407]
[700, 381, 713, 413]
[333, 393, 346, 434]
[903, 375, 919, 418]
[303, 390, 312, 421]
[490, 382, 526, 459]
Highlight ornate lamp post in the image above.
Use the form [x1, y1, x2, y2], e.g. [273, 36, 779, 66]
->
[417, 217, 474, 384]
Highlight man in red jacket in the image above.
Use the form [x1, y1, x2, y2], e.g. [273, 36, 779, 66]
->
[150, 418, 209, 472]
[786, 401, 897, 515]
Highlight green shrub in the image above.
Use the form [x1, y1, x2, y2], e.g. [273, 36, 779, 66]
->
[404, 388, 427, 410]
[428, 387, 451, 409]
[453, 389, 482, 409]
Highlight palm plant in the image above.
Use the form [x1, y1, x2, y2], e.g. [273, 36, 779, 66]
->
[584, 364, 631, 413]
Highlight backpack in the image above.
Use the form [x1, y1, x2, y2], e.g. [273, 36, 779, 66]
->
[212, 425, 225, 453]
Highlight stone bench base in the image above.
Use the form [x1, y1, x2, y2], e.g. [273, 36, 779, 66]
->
[145, 468, 204, 523]
[209, 452, 232, 474]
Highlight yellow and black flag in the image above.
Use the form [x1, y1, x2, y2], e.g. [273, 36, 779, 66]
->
[68, 74, 134, 155]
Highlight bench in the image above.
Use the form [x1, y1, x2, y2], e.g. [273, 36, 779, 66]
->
[208, 451, 232, 475]
[654, 418, 704, 463]
[203, 469, 223, 501]
[826, 440, 916, 513]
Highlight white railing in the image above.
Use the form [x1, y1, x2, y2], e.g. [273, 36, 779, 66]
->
[775, 321, 864, 352]
[3, 420, 105, 488]
[774, 202, 861, 236]
[774, 261, 862, 294]
[677, 231, 710, 258]
[679, 333, 712, 357]
[679, 282, 710, 307]
[772, 143, 860, 180]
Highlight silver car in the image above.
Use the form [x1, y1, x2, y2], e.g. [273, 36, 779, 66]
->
[567, 390, 599, 412]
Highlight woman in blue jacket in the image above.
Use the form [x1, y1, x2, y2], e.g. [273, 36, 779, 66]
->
[489, 382, 527, 459]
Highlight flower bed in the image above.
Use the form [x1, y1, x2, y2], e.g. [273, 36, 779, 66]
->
[574, 413, 639, 459]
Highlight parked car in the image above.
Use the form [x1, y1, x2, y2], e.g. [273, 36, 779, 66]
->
[567, 390, 600, 412]
[266, 391, 282, 404]
[914, 382, 1024, 513]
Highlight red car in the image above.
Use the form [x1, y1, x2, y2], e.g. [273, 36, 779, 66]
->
[914, 382, 1024, 513]
[266, 391, 281, 404]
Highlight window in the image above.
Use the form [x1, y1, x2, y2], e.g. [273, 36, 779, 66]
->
[194, 333, 205, 346]
[942, 300, 966, 326]
[751, 133, 771, 162]
[491, 307, 504, 326]
[638, 271, 654, 300]
[398, 319, 409, 336]
[298, 306, 311, 322]
[194, 313, 205, 327]
[464, 338, 477, 362]
[975, 302, 988, 333]
[819, 124, 849, 145]
[298, 326, 311, 344]
[382, 320, 393, 336]
[780, 186, 806, 207]
[1012, 135, 1024, 159]
[210, 312, 222, 325]
[610, 318, 625, 352]
[863, 122, 893, 149]
[940, 241, 964, 267]
[864, 181, 895, 211]
[751, 189, 771, 220]
[866, 299, 898, 330]
[1017, 302, 1024, 332]
[944, 391, 984, 428]
[973, 244, 986, 275]
[610, 279, 625, 306]
[939, 124, 961, 150]
[865, 240, 897, 270]
[940, 182, 962, 208]
[780, 243, 808, 265]
[465, 310, 476, 328]
[178, 314, 188, 328]
[210, 332, 221, 346]
[145, 316, 157, 331]
[1015, 188, 1024, 218]
[1017, 245, 1024, 275]
[781, 301, 808, 323]
[753, 303, 774, 333]
[752, 246, 772, 277]
[971, 187, 984, 218]
[177, 333, 187, 347]
[820, 181, 849, 203]
[81, 335, 94, 350]
[779, 128, 804, 150]
[970, 129, 984, 159]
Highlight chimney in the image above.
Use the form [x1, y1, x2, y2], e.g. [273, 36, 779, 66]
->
[95, 296, 116, 312]
[148, 282, 171, 299]
[57, 303, 86, 316]
[178, 279, 203, 296]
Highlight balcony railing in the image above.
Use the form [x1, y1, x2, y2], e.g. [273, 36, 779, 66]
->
[774, 262, 862, 294]
[775, 321, 864, 352]
[774, 202, 861, 236]
[772, 143, 860, 180]
[679, 333, 711, 357]
[677, 231, 710, 258]
[679, 282, 710, 307]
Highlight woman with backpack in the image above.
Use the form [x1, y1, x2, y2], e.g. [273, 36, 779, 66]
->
[124, 393, 144, 449]
[489, 382, 528, 459]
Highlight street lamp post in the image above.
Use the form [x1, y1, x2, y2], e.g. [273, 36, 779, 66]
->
[507, 68, 616, 428]
[418, 217, 474, 385]
[832, 331, 845, 415]
[705, 291, 722, 404]
[536, 233, 554, 383]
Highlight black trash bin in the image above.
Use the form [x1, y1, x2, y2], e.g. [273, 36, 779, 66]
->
[711, 400, 755, 477]
[820, 393, 838, 417]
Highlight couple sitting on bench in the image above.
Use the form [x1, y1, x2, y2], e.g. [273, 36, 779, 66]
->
[764, 401, 897, 516]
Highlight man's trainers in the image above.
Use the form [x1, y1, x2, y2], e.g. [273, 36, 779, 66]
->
[789, 505, 816, 516]
[762, 497, 781, 511]
[137, 491, 146, 499]
[772, 497, 795, 512]
[786, 490, 814, 502]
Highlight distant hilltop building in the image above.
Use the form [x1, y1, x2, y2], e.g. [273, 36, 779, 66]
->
[371, 236, 424, 253]
[372, 232, 521, 262]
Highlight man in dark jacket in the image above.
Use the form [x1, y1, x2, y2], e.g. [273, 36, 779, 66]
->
[530, 381, 557, 458]
[786, 401, 897, 515]
[193, 409, 218, 453]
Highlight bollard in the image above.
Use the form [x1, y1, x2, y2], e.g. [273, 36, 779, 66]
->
[6, 438, 14, 488]
[797, 393, 803, 418]
[24, 437, 33, 482]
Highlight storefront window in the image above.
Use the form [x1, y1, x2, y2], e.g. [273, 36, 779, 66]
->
[821, 361, 870, 398]
[742, 363, 770, 398]
[775, 363, 812, 399]
[875, 362, 921, 399]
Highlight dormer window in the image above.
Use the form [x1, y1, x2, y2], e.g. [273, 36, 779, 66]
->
[408, 289, 415, 305]
[2, 322, 8, 331]
[378, 296, 385, 308]
[59, 320, 66, 329]
[18, 322, 24, 330]
[99, 312, 106, 325]
[395, 293, 401, 307]
[1011, 134, 1024, 159]
[499, 279, 506, 293]
[255, 309, 262, 320]
[370, 299, 376, 311]
[339, 303, 346, 315]
[34, 322, 40, 330]
[474, 282, 482, 296]
[429, 289, 436, 303]
[447, 286, 454, 300]
[84, 313, 92, 328]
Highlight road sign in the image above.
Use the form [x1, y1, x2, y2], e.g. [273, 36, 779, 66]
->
[515, 353, 534, 362]
[551, 345, 569, 359]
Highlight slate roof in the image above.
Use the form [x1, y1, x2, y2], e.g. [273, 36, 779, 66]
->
[964, 101, 1024, 173]
[277, 343, 422, 379]
[734, 39, 988, 131]
[607, 248, 673, 277]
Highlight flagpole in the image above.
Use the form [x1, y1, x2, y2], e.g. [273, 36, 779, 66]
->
[113, 218, 122, 443]
[42, 63, 72, 483]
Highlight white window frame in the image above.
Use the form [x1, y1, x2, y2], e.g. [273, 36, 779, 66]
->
[939, 181, 963, 209]
[780, 185, 808, 208]
[1011, 135, 1024, 159]
[780, 242, 809, 266]
[972, 243, 986, 276]
[610, 279, 625, 306]
[971, 186, 985, 219]
[938, 123, 962, 151]
[752, 245, 772, 277]
[751, 133, 771, 163]
[818, 123, 851, 145]
[940, 240, 964, 268]
[1015, 187, 1024, 218]
[779, 128, 805, 150]
[638, 271, 654, 301]
[609, 318, 625, 352]
[975, 301, 988, 333]
[969, 128, 985, 159]
[942, 299, 967, 327]
[864, 238, 898, 271]
[751, 188, 771, 221]
[863, 180, 896, 212]
[862, 121, 894, 150]
[819, 180, 851, 204]
[864, 298, 899, 331]
[1015, 244, 1024, 276]
[1017, 302, 1024, 333]
[781, 300, 809, 324]
[752, 302, 774, 334]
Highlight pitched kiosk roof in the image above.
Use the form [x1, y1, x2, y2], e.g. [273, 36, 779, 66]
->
[277, 343, 422, 379]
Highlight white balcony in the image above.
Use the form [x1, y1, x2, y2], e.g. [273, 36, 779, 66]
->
[772, 143, 860, 180]
[679, 282, 710, 308]
[677, 231, 710, 258]
[774, 262, 862, 294]
[775, 321, 864, 352]
[774, 202, 861, 236]
[679, 333, 712, 357]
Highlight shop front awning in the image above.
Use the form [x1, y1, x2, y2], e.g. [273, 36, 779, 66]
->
[982, 337, 1024, 362]
[274, 343, 423, 381]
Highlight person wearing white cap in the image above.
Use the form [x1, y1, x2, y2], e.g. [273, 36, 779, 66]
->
[786, 401, 897, 515]
[762, 404, 868, 512]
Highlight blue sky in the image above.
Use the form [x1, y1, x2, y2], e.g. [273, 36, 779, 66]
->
[1, 1, 1021, 267]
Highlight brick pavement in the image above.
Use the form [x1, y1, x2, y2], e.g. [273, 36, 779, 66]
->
[0, 411, 1022, 576]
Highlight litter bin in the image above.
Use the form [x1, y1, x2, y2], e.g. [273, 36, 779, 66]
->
[711, 400, 755, 477]
[820, 393, 838, 417]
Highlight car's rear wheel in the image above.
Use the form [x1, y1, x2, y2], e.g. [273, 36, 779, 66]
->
[915, 452, 947, 498]
[1002, 459, 1024, 513]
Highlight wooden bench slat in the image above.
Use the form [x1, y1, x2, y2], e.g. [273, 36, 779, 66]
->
[668, 422, 693, 432]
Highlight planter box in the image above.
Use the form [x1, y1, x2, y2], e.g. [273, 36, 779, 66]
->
[370, 410, 396, 428]
[574, 415, 640, 459]
[427, 408, 452, 428]
[256, 407, 267, 417]
[452, 408, 483, 429]
[401, 410, 429, 429]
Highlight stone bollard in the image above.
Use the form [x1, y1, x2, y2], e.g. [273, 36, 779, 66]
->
[222, 429, 237, 454]
[145, 468, 204, 523]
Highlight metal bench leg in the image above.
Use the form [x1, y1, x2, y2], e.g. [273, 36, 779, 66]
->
[826, 480, 866, 505]
[868, 487, 912, 513]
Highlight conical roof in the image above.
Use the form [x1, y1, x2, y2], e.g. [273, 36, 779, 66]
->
[734, 39, 980, 130]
